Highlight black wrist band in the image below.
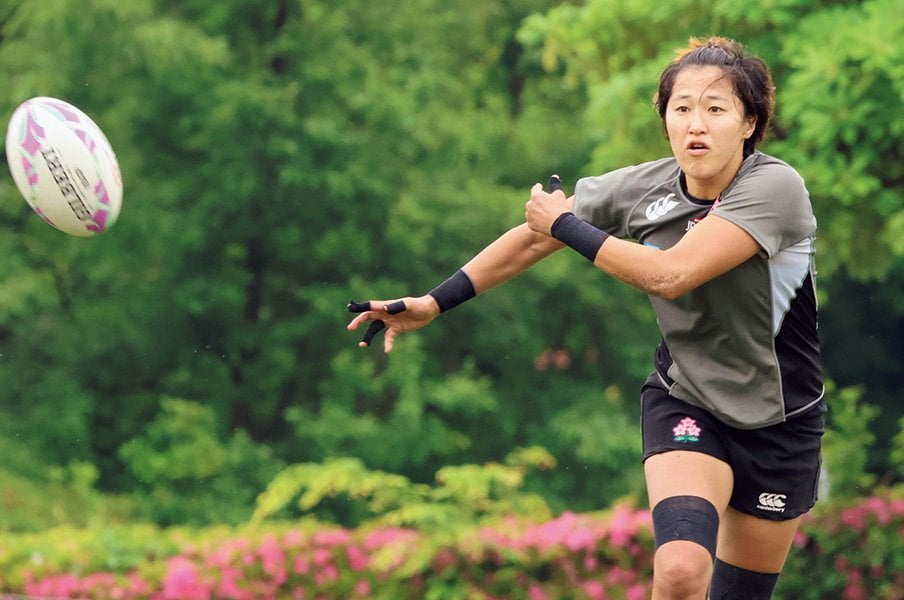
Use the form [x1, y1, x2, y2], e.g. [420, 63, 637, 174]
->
[550, 212, 609, 262]
[428, 269, 476, 313]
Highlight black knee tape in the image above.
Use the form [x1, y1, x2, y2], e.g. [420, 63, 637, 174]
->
[652, 495, 719, 559]
[709, 559, 779, 600]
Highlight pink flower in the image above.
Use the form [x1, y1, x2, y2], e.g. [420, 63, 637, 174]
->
[313, 563, 338, 586]
[608, 505, 638, 548]
[363, 527, 418, 551]
[25, 574, 80, 597]
[355, 579, 371, 596]
[606, 567, 633, 587]
[634, 508, 652, 527]
[313, 548, 332, 567]
[840, 507, 866, 531]
[843, 570, 866, 600]
[206, 545, 234, 569]
[126, 572, 153, 597]
[347, 544, 370, 571]
[673, 417, 701, 439]
[313, 529, 350, 547]
[215, 567, 248, 599]
[528, 584, 548, 600]
[161, 556, 210, 600]
[259, 536, 287, 583]
[82, 572, 118, 590]
[293, 553, 310, 575]
[283, 530, 305, 548]
[627, 583, 647, 600]
[582, 579, 606, 600]
[862, 496, 891, 525]
[563, 524, 594, 552]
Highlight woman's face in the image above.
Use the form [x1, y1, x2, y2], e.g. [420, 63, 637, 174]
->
[665, 65, 756, 200]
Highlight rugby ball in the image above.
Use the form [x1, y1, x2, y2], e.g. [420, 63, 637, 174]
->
[5, 96, 122, 236]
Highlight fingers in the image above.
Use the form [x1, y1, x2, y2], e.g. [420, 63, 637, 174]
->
[347, 299, 407, 315]
[347, 299, 408, 348]
[531, 174, 564, 199]
[347, 300, 372, 313]
[385, 300, 406, 315]
[359, 320, 386, 347]
[383, 327, 399, 353]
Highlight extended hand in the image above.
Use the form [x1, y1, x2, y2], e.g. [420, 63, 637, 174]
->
[346, 295, 440, 352]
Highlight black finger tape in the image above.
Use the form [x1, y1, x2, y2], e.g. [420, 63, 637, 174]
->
[385, 300, 406, 315]
[347, 300, 372, 313]
[361, 320, 386, 345]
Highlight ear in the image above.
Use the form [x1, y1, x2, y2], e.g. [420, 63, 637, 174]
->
[744, 117, 757, 140]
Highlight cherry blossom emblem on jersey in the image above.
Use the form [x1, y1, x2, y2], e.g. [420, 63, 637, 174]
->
[672, 417, 701, 443]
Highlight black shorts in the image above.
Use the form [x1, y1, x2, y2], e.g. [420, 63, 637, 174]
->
[641, 382, 825, 521]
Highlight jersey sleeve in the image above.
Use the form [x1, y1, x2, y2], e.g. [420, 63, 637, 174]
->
[711, 161, 816, 257]
[572, 168, 633, 237]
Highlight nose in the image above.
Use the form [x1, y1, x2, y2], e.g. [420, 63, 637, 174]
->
[688, 109, 707, 134]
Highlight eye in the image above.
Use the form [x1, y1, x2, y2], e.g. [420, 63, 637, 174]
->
[708, 106, 726, 113]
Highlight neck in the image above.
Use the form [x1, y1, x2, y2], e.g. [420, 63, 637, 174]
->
[684, 154, 747, 200]
[681, 174, 718, 202]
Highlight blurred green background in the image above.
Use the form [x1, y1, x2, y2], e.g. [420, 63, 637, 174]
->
[0, 0, 901, 532]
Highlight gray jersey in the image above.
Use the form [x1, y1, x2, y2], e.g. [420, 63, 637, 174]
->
[573, 152, 824, 429]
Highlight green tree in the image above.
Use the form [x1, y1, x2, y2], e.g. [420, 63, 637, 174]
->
[0, 0, 901, 529]
[119, 398, 283, 525]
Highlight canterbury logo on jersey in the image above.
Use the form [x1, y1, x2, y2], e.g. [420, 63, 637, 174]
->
[757, 492, 787, 512]
[645, 193, 679, 220]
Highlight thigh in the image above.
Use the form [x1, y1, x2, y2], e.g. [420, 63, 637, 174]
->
[717, 506, 802, 573]
[644, 450, 733, 511]
[641, 383, 734, 510]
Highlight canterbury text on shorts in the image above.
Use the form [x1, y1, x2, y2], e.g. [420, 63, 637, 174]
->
[641, 381, 825, 520]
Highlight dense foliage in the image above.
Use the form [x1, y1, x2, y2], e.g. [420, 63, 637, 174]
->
[0, 0, 901, 545]
[0, 471, 900, 598]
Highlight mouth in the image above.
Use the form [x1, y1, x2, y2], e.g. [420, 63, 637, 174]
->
[686, 141, 709, 156]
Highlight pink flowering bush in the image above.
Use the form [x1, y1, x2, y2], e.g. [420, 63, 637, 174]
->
[1, 493, 902, 599]
[777, 491, 904, 600]
[422, 506, 654, 599]
[3, 506, 652, 600]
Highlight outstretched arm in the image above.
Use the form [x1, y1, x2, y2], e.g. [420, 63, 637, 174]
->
[347, 221, 563, 352]
[462, 223, 564, 293]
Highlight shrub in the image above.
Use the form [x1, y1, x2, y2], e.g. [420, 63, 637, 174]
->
[119, 398, 285, 526]
[4, 507, 653, 600]
[2, 491, 902, 599]
[778, 491, 904, 600]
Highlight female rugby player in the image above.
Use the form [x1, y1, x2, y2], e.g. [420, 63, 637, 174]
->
[348, 37, 824, 600]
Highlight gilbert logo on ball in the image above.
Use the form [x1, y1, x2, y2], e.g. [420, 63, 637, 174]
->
[5, 96, 122, 236]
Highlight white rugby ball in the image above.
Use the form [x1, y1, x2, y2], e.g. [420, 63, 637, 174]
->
[5, 96, 122, 236]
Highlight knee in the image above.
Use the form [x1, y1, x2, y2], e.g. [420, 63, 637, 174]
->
[654, 541, 713, 597]
[651, 495, 720, 599]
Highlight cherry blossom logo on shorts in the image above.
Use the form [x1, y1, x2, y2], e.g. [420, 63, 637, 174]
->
[672, 417, 701, 443]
